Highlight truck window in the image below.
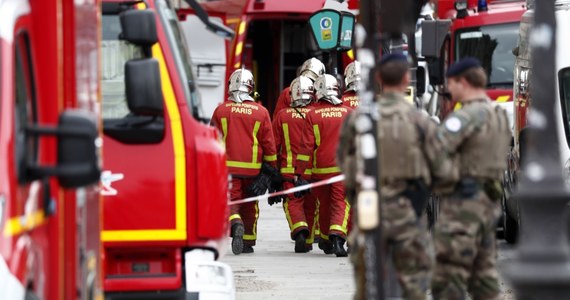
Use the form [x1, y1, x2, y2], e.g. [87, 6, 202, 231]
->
[101, 14, 144, 120]
[155, 0, 201, 119]
[559, 68, 570, 148]
[455, 22, 519, 88]
[14, 33, 38, 180]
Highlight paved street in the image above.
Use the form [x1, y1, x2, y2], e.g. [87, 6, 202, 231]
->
[222, 201, 517, 300]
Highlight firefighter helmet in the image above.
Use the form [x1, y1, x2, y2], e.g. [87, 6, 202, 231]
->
[344, 60, 361, 92]
[300, 58, 326, 81]
[314, 74, 342, 105]
[228, 68, 255, 102]
[289, 75, 316, 108]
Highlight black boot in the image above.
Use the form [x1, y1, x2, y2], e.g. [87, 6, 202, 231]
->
[243, 245, 254, 254]
[294, 231, 309, 253]
[318, 239, 333, 255]
[331, 235, 348, 257]
[231, 224, 244, 255]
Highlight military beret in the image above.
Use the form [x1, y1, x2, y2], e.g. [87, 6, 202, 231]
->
[446, 57, 482, 77]
[379, 53, 408, 66]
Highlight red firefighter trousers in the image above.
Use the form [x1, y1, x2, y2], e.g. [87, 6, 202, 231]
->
[313, 180, 351, 240]
[229, 177, 259, 246]
[282, 181, 317, 245]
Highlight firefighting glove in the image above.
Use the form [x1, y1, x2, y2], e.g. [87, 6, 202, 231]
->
[248, 174, 272, 196]
[293, 177, 310, 198]
[261, 162, 283, 185]
[268, 183, 284, 206]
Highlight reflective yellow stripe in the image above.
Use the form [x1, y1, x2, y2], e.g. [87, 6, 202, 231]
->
[454, 102, 462, 111]
[291, 221, 308, 231]
[304, 169, 312, 175]
[221, 117, 228, 145]
[283, 123, 293, 170]
[244, 202, 259, 241]
[284, 200, 293, 231]
[312, 167, 341, 174]
[347, 49, 354, 60]
[297, 154, 310, 162]
[313, 125, 320, 169]
[252, 121, 261, 164]
[3, 210, 46, 237]
[101, 33, 187, 242]
[320, 233, 329, 240]
[263, 154, 277, 162]
[235, 41, 244, 57]
[281, 167, 295, 174]
[227, 161, 262, 169]
[229, 214, 241, 221]
[330, 199, 351, 235]
[238, 20, 246, 35]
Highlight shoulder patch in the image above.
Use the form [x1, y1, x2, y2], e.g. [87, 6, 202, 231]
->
[444, 116, 462, 133]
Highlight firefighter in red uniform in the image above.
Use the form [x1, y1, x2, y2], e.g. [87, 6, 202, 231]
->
[273, 75, 317, 253]
[342, 60, 361, 108]
[298, 74, 353, 257]
[272, 57, 326, 119]
[211, 69, 277, 255]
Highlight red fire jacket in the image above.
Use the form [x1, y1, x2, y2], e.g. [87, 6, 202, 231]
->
[342, 90, 359, 108]
[297, 101, 353, 179]
[211, 100, 277, 177]
[272, 87, 292, 119]
[273, 106, 313, 179]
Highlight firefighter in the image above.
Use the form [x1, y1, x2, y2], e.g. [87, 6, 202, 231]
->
[272, 75, 317, 253]
[272, 57, 326, 119]
[342, 60, 361, 108]
[211, 69, 277, 255]
[430, 58, 510, 300]
[297, 74, 353, 257]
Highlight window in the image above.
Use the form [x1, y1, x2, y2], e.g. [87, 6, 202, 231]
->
[101, 14, 144, 120]
[14, 32, 38, 180]
[156, 0, 199, 118]
[455, 22, 519, 88]
[559, 68, 570, 148]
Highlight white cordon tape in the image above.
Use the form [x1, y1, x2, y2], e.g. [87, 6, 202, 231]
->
[229, 174, 346, 206]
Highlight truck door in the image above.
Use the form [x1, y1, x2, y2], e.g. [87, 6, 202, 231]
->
[179, 14, 228, 119]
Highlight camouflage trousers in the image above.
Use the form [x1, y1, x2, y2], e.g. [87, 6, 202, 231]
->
[350, 195, 433, 300]
[432, 191, 501, 300]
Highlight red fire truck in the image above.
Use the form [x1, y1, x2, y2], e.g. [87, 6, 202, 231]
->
[0, 0, 102, 299]
[422, 0, 526, 121]
[100, 0, 232, 299]
[179, 0, 359, 117]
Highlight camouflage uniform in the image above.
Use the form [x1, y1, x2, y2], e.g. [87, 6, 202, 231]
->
[338, 92, 440, 300]
[430, 98, 510, 300]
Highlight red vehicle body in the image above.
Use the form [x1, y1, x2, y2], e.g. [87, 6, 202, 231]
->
[100, 0, 230, 298]
[0, 0, 102, 299]
[435, 0, 525, 119]
[196, 0, 358, 116]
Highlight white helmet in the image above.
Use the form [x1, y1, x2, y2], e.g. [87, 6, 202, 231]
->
[314, 74, 342, 105]
[228, 68, 255, 102]
[300, 58, 326, 81]
[289, 75, 316, 108]
[344, 60, 361, 92]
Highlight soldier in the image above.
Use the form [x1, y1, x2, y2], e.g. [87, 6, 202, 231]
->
[342, 60, 361, 108]
[338, 53, 439, 299]
[430, 58, 511, 300]
[297, 74, 353, 257]
[273, 75, 317, 253]
[211, 69, 278, 255]
[272, 57, 326, 119]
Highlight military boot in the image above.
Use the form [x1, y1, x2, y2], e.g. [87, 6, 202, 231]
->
[231, 223, 244, 255]
[294, 230, 309, 253]
[331, 235, 348, 257]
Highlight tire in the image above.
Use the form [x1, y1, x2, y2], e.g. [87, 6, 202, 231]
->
[504, 209, 518, 244]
